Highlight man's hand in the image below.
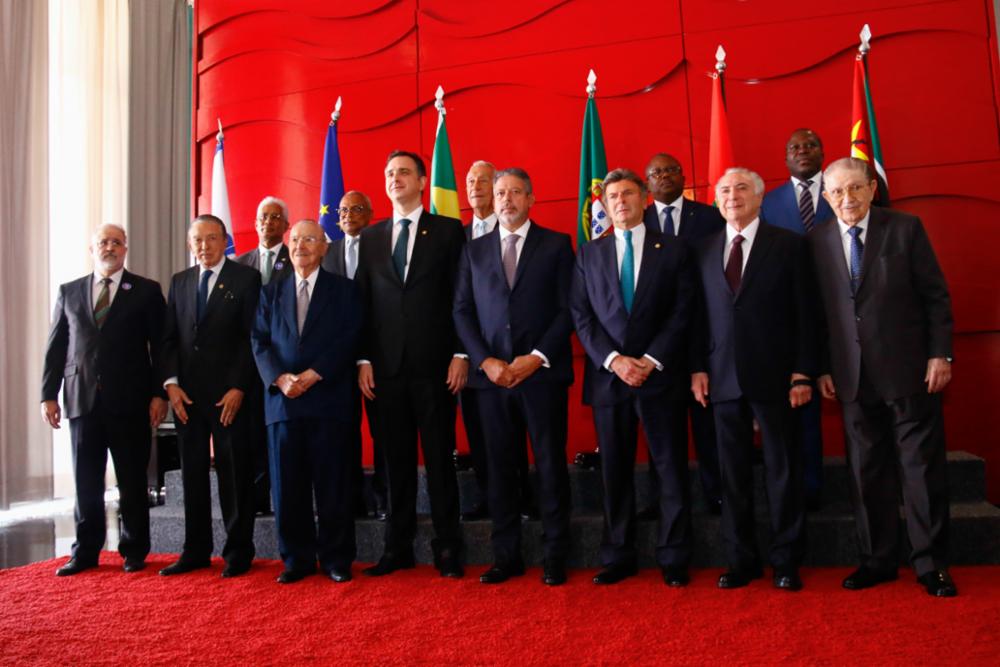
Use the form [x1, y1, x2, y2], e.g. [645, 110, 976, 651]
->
[277, 373, 305, 399]
[358, 364, 375, 400]
[446, 357, 469, 394]
[507, 354, 544, 388]
[296, 369, 322, 393]
[215, 388, 244, 426]
[149, 397, 168, 428]
[481, 357, 514, 387]
[789, 373, 812, 408]
[925, 357, 952, 394]
[610, 355, 650, 387]
[166, 384, 193, 424]
[691, 372, 710, 407]
[817, 374, 836, 400]
[41, 400, 61, 429]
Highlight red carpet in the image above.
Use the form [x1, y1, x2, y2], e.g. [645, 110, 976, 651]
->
[2, 554, 998, 666]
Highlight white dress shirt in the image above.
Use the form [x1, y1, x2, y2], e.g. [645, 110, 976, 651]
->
[392, 205, 422, 281]
[723, 218, 760, 274]
[496, 220, 549, 368]
[343, 234, 360, 279]
[603, 223, 661, 372]
[471, 213, 498, 239]
[653, 196, 684, 236]
[92, 268, 124, 308]
[836, 212, 870, 274]
[790, 175, 823, 210]
[164, 257, 227, 388]
[295, 267, 320, 302]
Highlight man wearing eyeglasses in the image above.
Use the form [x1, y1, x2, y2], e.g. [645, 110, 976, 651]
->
[809, 157, 957, 597]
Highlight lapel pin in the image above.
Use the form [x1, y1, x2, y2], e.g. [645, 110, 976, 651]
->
[654, 243, 661, 249]
[121, 282, 132, 290]
[217, 283, 224, 289]
[421, 229, 428, 235]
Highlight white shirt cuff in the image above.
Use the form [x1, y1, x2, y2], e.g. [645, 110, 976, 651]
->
[602, 351, 620, 371]
[530, 349, 550, 368]
[643, 354, 663, 372]
[163, 377, 179, 389]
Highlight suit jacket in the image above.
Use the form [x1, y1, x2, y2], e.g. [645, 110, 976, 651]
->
[761, 180, 833, 235]
[691, 222, 817, 403]
[356, 211, 465, 379]
[161, 259, 261, 406]
[808, 207, 953, 402]
[570, 229, 696, 406]
[453, 222, 575, 390]
[252, 269, 362, 425]
[321, 236, 356, 277]
[42, 270, 166, 419]
[643, 198, 725, 241]
[235, 243, 293, 284]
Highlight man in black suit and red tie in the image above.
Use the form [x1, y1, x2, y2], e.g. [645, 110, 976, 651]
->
[640, 152, 725, 518]
[809, 157, 957, 597]
[571, 168, 698, 586]
[42, 224, 167, 576]
[453, 167, 574, 586]
[357, 150, 468, 578]
[690, 167, 816, 592]
[159, 215, 261, 578]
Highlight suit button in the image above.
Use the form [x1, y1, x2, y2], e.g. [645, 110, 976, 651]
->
[505, 324, 511, 330]
[855, 315, 862, 322]
[194, 345, 199, 352]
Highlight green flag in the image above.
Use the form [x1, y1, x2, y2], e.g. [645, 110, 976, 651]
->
[431, 90, 460, 219]
[577, 82, 609, 246]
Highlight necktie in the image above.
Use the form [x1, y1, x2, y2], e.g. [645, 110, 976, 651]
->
[197, 269, 212, 322]
[502, 233, 519, 289]
[392, 218, 411, 280]
[662, 206, 675, 237]
[94, 278, 111, 328]
[346, 237, 358, 280]
[848, 226, 864, 294]
[621, 229, 635, 313]
[725, 234, 744, 294]
[262, 250, 274, 285]
[474, 219, 487, 239]
[798, 180, 816, 232]
[297, 279, 310, 334]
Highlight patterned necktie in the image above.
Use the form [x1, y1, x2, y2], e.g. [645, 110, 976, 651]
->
[297, 279, 310, 334]
[346, 237, 358, 280]
[94, 278, 111, 328]
[502, 233, 519, 288]
[262, 250, 274, 285]
[848, 226, 864, 294]
[392, 219, 411, 280]
[474, 219, 487, 239]
[197, 269, 212, 322]
[662, 206, 675, 237]
[798, 180, 816, 231]
[620, 229, 635, 313]
[725, 234, 744, 293]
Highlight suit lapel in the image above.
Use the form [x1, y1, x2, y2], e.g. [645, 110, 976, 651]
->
[822, 222, 853, 297]
[737, 223, 774, 300]
[596, 236, 628, 320]
[102, 270, 132, 327]
[858, 208, 886, 293]
[280, 273, 299, 340]
[328, 239, 346, 276]
[405, 212, 432, 284]
[376, 219, 403, 287]
[630, 232, 661, 314]
[80, 277, 98, 330]
[511, 223, 540, 290]
[300, 271, 326, 339]
[202, 259, 233, 320]
[479, 228, 506, 291]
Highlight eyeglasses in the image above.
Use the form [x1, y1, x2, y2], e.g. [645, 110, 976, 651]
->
[647, 166, 682, 177]
[338, 205, 368, 216]
[257, 213, 284, 222]
[95, 238, 125, 248]
[826, 183, 871, 199]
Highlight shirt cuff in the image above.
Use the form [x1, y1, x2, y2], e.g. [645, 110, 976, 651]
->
[163, 377, 179, 389]
[453, 353, 469, 360]
[356, 360, 370, 367]
[602, 351, 620, 371]
[530, 349, 550, 368]
[643, 354, 663, 372]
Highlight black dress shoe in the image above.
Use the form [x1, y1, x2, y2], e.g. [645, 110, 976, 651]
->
[917, 570, 957, 597]
[661, 565, 690, 587]
[773, 567, 803, 591]
[479, 562, 525, 584]
[122, 558, 146, 573]
[56, 558, 97, 577]
[276, 569, 312, 584]
[158, 559, 211, 576]
[593, 563, 637, 585]
[438, 554, 464, 578]
[542, 560, 567, 586]
[221, 562, 252, 578]
[326, 568, 353, 583]
[636, 506, 660, 521]
[362, 553, 415, 577]
[842, 566, 898, 590]
[461, 503, 490, 522]
[718, 567, 764, 589]
[374, 508, 389, 521]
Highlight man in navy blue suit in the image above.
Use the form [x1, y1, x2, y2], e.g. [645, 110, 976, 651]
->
[571, 168, 697, 586]
[760, 129, 831, 510]
[691, 167, 816, 591]
[640, 153, 725, 518]
[453, 167, 575, 586]
[252, 219, 363, 584]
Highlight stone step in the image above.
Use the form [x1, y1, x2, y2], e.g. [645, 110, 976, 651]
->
[161, 451, 988, 515]
[150, 500, 1000, 568]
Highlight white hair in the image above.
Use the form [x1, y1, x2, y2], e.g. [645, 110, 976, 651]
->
[716, 167, 765, 196]
[256, 196, 289, 220]
[92, 223, 127, 244]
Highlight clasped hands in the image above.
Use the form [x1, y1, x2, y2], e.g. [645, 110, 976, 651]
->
[610, 355, 655, 388]
[481, 355, 543, 389]
[276, 369, 322, 399]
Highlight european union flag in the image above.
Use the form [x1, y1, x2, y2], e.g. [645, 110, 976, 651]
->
[318, 121, 345, 241]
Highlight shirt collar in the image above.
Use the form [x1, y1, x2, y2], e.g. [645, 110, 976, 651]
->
[837, 211, 870, 236]
[295, 267, 320, 290]
[654, 195, 685, 215]
[473, 213, 497, 227]
[498, 219, 531, 241]
[199, 256, 226, 276]
[726, 217, 760, 244]
[791, 175, 821, 189]
[393, 205, 423, 225]
[93, 267, 124, 286]
[259, 241, 283, 254]
[614, 223, 646, 244]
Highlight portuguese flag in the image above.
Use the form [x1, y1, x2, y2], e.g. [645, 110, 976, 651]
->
[706, 53, 735, 205]
[577, 72, 609, 245]
[851, 37, 889, 204]
[430, 88, 461, 219]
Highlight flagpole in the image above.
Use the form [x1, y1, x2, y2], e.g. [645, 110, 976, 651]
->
[430, 86, 461, 219]
[318, 97, 346, 241]
[211, 118, 235, 257]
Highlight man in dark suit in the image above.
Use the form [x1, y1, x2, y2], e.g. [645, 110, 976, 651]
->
[159, 214, 261, 578]
[571, 168, 697, 586]
[252, 219, 362, 583]
[761, 128, 832, 510]
[640, 152, 725, 517]
[357, 150, 467, 578]
[691, 167, 816, 591]
[459, 160, 535, 523]
[235, 196, 293, 516]
[42, 224, 167, 576]
[810, 157, 957, 597]
[321, 193, 388, 519]
[454, 167, 574, 586]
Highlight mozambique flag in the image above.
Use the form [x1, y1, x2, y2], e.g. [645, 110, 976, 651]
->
[706, 61, 735, 205]
[318, 111, 345, 241]
[430, 97, 461, 219]
[577, 86, 608, 245]
[851, 50, 889, 204]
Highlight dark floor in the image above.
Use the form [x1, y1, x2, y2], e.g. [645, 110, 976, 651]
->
[0, 504, 120, 570]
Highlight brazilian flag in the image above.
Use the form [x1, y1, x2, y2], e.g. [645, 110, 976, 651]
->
[431, 108, 461, 219]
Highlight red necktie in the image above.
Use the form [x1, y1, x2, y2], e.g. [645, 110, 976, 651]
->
[725, 234, 744, 293]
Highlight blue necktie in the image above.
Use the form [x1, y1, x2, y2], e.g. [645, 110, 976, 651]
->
[848, 226, 864, 294]
[621, 229, 635, 313]
[393, 219, 411, 280]
[197, 269, 212, 322]
[662, 206, 675, 237]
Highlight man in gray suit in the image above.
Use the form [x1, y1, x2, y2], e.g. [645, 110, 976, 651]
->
[809, 157, 957, 597]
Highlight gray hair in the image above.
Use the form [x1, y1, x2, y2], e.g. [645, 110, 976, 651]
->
[256, 196, 289, 221]
[469, 160, 496, 173]
[494, 167, 533, 195]
[602, 168, 648, 197]
[823, 157, 874, 183]
[92, 223, 127, 244]
[717, 167, 765, 196]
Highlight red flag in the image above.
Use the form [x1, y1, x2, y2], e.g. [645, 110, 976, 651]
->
[706, 66, 735, 204]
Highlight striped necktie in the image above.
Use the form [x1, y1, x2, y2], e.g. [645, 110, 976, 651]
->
[848, 226, 864, 294]
[798, 180, 816, 231]
[94, 278, 111, 328]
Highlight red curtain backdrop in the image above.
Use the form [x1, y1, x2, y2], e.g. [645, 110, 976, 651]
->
[191, 0, 1000, 500]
